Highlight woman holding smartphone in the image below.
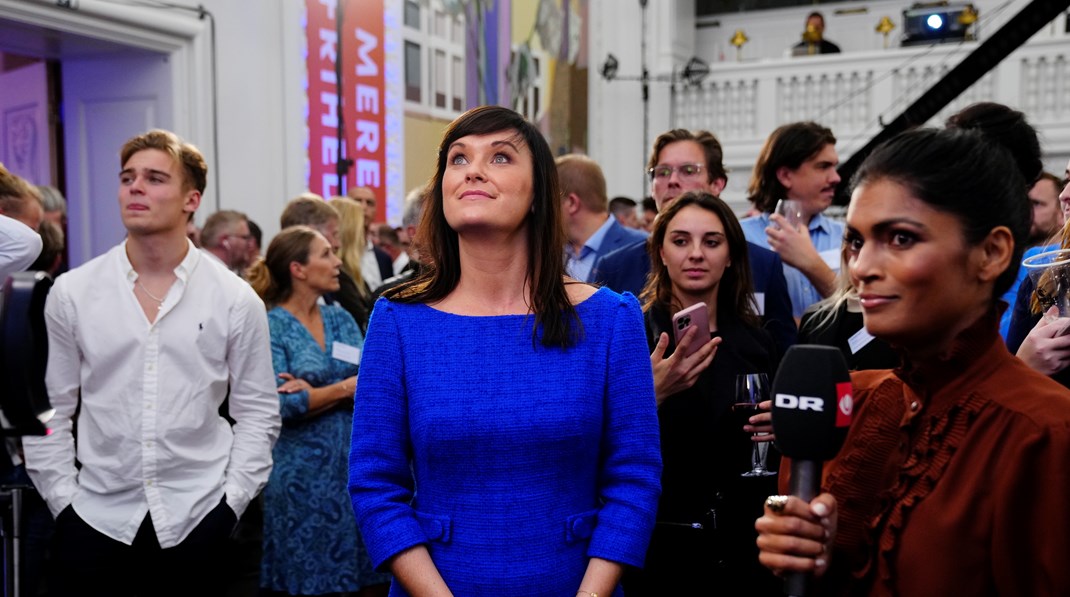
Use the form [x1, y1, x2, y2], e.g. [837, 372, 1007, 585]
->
[627, 191, 780, 594]
[347, 106, 662, 597]
[756, 127, 1070, 595]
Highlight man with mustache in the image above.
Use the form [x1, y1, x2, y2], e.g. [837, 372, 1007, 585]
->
[741, 121, 844, 319]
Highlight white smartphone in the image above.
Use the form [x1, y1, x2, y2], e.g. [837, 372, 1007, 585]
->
[671, 302, 710, 358]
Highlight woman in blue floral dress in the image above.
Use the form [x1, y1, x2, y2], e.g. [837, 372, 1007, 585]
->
[248, 225, 389, 596]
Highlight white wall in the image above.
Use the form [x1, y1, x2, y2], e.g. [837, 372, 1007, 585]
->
[588, 0, 698, 201]
[196, 0, 307, 240]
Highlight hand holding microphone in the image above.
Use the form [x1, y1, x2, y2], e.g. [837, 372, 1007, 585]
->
[756, 492, 837, 581]
[755, 345, 853, 596]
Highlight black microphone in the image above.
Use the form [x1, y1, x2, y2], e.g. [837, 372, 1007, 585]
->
[771, 345, 853, 596]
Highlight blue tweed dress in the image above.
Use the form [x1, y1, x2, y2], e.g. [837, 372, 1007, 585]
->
[261, 305, 390, 594]
[349, 288, 662, 596]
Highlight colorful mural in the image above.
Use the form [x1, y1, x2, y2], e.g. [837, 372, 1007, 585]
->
[305, 0, 589, 224]
[464, 0, 588, 155]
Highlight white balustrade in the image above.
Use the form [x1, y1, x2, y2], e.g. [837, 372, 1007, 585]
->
[670, 36, 1070, 206]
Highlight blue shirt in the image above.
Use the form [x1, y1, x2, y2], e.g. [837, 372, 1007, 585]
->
[1000, 243, 1058, 341]
[566, 216, 617, 283]
[741, 212, 844, 319]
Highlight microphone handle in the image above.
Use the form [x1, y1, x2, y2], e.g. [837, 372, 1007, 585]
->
[784, 459, 823, 597]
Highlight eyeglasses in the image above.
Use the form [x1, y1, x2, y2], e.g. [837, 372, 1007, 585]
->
[648, 164, 706, 182]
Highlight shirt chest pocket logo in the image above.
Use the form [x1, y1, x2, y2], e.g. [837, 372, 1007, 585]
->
[193, 320, 228, 365]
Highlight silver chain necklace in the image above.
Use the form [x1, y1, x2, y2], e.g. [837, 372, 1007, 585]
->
[136, 280, 165, 310]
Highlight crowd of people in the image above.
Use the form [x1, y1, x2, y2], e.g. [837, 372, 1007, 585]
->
[0, 98, 1068, 596]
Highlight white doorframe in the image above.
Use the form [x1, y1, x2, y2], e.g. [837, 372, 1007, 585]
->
[0, 0, 217, 204]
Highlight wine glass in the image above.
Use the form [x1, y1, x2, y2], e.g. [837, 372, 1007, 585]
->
[774, 199, 805, 230]
[734, 373, 776, 477]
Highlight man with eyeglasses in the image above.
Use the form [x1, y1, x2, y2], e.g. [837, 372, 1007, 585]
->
[592, 128, 796, 356]
[201, 209, 255, 275]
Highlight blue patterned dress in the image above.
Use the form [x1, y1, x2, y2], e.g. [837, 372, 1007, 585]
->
[261, 304, 390, 594]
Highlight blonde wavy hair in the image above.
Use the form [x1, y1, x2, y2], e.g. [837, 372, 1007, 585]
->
[330, 196, 370, 298]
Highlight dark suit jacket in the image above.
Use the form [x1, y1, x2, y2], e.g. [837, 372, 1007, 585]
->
[570, 218, 647, 283]
[592, 240, 797, 358]
[792, 39, 841, 55]
[373, 246, 394, 282]
[598, 218, 648, 264]
[325, 269, 372, 334]
[373, 261, 425, 299]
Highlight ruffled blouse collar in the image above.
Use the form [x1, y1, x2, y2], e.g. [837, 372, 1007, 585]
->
[893, 308, 1003, 411]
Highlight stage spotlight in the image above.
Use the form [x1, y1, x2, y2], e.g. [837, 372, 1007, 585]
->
[902, 2, 976, 46]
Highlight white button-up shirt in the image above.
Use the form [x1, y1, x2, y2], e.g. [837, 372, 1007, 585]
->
[0, 214, 42, 282]
[24, 240, 281, 547]
[362, 239, 383, 290]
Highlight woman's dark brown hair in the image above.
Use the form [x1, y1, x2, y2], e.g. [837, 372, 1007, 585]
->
[640, 191, 759, 328]
[852, 127, 1030, 300]
[383, 105, 580, 348]
[247, 225, 319, 306]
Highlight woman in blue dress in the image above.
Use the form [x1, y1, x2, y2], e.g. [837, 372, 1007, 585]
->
[348, 106, 663, 596]
[248, 225, 390, 596]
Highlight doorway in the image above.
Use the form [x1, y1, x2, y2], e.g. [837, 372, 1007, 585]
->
[0, 2, 210, 267]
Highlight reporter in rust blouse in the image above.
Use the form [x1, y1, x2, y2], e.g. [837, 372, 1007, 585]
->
[756, 125, 1070, 595]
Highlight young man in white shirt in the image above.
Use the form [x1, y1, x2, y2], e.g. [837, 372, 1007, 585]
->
[23, 129, 281, 595]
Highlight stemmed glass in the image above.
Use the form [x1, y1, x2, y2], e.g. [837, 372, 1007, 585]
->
[734, 373, 776, 477]
[774, 199, 805, 230]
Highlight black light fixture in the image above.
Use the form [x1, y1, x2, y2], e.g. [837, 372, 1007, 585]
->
[681, 56, 710, 86]
[598, 54, 708, 86]
[902, 2, 978, 46]
[600, 54, 619, 81]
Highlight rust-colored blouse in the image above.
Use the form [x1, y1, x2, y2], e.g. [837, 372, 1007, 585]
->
[820, 311, 1070, 596]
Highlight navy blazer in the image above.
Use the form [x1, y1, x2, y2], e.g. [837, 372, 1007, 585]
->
[571, 219, 648, 282]
[600, 218, 649, 258]
[592, 240, 797, 358]
[372, 245, 394, 281]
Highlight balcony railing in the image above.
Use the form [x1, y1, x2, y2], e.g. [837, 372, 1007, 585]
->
[670, 36, 1070, 205]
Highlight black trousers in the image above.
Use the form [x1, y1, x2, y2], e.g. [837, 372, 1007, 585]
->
[48, 497, 236, 597]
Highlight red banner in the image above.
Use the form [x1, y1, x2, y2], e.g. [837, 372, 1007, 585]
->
[305, 0, 385, 221]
